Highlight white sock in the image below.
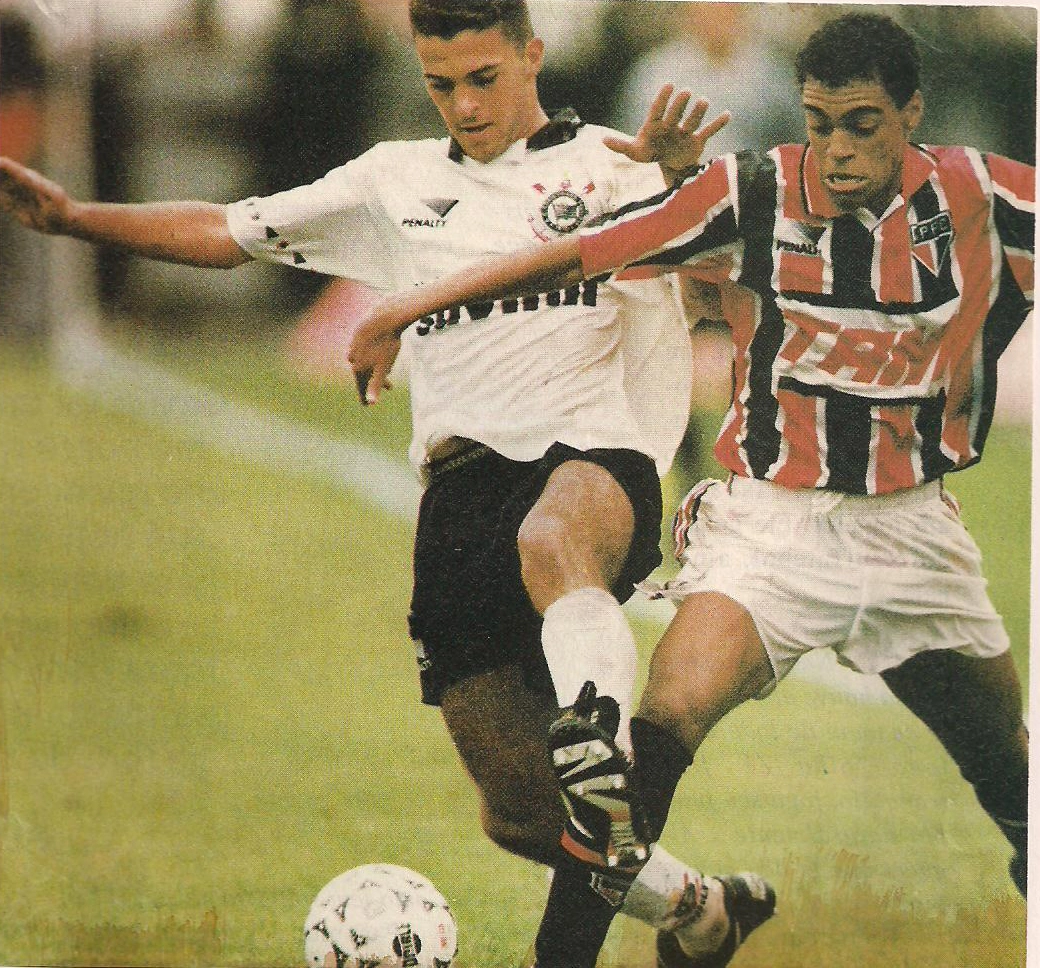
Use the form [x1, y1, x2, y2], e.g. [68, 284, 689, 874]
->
[541, 586, 637, 751]
[623, 845, 727, 950]
[623, 844, 702, 925]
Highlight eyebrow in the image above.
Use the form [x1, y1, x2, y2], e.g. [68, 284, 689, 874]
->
[804, 104, 884, 121]
[424, 63, 501, 84]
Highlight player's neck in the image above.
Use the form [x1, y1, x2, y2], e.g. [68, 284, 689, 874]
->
[480, 103, 552, 163]
[524, 104, 552, 139]
[504, 104, 552, 157]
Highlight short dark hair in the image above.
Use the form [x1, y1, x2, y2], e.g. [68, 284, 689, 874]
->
[409, 0, 534, 49]
[795, 13, 921, 107]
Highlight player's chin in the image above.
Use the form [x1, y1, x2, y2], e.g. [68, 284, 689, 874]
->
[822, 176, 878, 212]
[455, 127, 500, 162]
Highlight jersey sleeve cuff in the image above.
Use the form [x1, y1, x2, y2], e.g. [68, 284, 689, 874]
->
[224, 198, 266, 258]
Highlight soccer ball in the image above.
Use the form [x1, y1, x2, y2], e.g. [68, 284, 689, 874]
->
[304, 864, 458, 968]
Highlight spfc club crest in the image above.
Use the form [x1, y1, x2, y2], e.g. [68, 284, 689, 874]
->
[909, 210, 954, 276]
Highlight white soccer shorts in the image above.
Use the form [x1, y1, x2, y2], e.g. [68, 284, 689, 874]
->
[665, 476, 1010, 691]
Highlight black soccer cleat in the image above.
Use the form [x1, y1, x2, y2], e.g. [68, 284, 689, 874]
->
[549, 680, 652, 871]
[656, 873, 776, 968]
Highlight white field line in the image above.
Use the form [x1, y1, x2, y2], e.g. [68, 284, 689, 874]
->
[54, 321, 423, 519]
[53, 321, 893, 704]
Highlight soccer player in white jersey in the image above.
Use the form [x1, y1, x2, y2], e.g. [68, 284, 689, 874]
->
[349, 13, 1031, 968]
[0, 2, 775, 964]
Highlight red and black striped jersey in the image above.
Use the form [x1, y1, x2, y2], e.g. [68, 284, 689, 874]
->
[580, 144, 1035, 495]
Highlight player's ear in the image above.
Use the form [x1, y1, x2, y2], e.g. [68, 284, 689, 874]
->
[524, 37, 545, 75]
[901, 90, 923, 137]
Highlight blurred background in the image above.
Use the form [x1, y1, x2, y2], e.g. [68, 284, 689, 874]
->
[0, 4, 1034, 966]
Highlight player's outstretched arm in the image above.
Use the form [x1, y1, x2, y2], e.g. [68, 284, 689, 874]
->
[605, 84, 730, 186]
[348, 236, 584, 404]
[0, 156, 250, 269]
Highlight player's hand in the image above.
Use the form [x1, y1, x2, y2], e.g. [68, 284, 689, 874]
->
[0, 156, 73, 234]
[604, 85, 730, 186]
[346, 309, 401, 406]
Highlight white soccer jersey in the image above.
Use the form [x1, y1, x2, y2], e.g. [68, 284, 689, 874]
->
[226, 113, 692, 473]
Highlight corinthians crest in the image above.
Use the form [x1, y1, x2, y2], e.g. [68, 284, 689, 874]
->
[530, 180, 595, 239]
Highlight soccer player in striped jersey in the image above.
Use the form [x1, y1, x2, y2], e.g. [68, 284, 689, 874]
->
[349, 13, 1032, 967]
[0, 2, 774, 964]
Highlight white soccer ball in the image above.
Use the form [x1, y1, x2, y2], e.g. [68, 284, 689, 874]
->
[303, 864, 458, 968]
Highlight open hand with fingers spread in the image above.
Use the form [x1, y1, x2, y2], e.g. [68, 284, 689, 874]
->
[0, 156, 73, 234]
[603, 84, 731, 186]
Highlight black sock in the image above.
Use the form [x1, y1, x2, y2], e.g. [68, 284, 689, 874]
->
[532, 718, 694, 968]
[958, 734, 1028, 855]
[534, 853, 633, 968]
[630, 716, 694, 839]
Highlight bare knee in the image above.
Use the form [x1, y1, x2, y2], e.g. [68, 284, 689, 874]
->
[440, 667, 567, 865]
[517, 511, 574, 587]
[517, 462, 634, 612]
[637, 593, 774, 755]
[479, 800, 564, 866]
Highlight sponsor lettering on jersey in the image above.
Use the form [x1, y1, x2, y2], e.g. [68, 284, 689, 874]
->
[402, 217, 448, 228]
[774, 221, 825, 257]
[414, 278, 605, 336]
[779, 308, 946, 397]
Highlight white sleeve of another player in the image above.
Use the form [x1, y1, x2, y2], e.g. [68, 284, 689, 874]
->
[224, 143, 397, 291]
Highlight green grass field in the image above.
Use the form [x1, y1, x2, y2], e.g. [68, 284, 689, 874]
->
[0, 330, 1029, 967]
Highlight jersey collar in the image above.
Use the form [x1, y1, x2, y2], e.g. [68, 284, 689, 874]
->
[801, 142, 939, 219]
[447, 107, 584, 163]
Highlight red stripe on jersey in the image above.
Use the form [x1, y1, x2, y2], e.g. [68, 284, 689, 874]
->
[987, 153, 1036, 204]
[877, 207, 916, 303]
[778, 251, 826, 294]
[873, 406, 919, 492]
[579, 160, 732, 278]
[713, 286, 757, 476]
[935, 147, 992, 463]
[775, 145, 827, 297]
[777, 308, 831, 364]
[771, 389, 822, 488]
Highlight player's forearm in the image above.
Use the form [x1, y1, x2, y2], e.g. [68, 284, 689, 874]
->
[64, 199, 250, 269]
[382, 236, 585, 335]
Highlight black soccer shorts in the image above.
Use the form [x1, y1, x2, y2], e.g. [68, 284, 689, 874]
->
[409, 441, 663, 706]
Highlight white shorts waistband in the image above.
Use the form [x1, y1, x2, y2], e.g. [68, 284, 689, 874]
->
[724, 476, 944, 515]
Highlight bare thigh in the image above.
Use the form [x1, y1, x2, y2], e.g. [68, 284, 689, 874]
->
[638, 591, 775, 755]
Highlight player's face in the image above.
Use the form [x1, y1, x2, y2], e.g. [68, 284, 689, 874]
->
[802, 77, 923, 216]
[415, 27, 546, 163]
